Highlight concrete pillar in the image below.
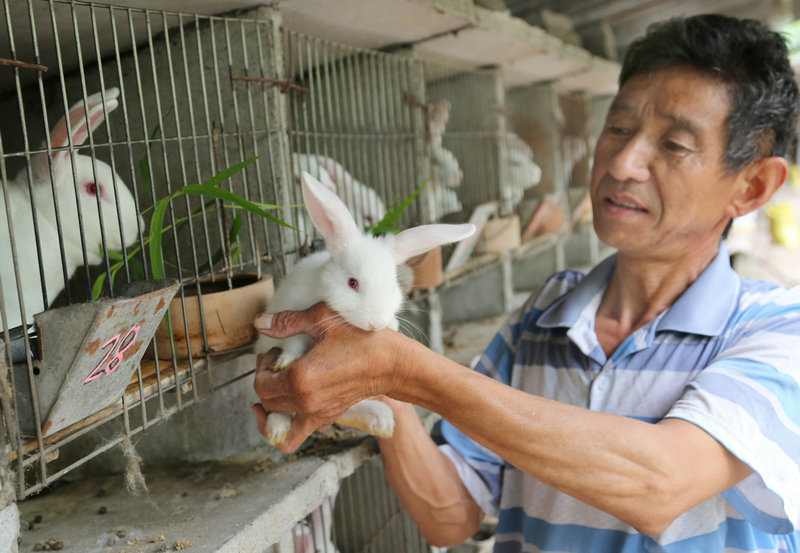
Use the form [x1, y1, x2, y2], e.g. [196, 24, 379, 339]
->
[0, 502, 19, 553]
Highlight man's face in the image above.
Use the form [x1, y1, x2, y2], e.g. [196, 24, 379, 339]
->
[590, 65, 744, 261]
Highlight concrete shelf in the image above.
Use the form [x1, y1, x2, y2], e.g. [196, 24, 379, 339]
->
[18, 440, 376, 552]
[2, 0, 619, 97]
[278, 0, 620, 95]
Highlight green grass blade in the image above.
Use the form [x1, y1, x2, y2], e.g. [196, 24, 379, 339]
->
[149, 194, 178, 279]
[91, 273, 108, 300]
[368, 179, 429, 235]
[198, 156, 260, 189]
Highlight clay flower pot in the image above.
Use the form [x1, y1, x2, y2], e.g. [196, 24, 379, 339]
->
[522, 195, 566, 242]
[151, 273, 274, 359]
[475, 214, 521, 254]
[406, 245, 444, 290]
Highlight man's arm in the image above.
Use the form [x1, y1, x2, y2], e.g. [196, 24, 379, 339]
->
[376, 398, 484, 546]
[252, 342, 483, 546]
[253, 304, 753, 536]
[253, 342, 483, 546]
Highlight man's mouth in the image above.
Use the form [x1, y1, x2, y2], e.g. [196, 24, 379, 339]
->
[607, 197, 647, 212]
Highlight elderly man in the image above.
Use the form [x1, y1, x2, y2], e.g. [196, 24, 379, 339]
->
[253, 14, 800, 552]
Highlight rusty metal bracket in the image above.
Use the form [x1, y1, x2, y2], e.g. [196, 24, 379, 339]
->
[231, 75, 308, 94]
[0, 57, 48, 72]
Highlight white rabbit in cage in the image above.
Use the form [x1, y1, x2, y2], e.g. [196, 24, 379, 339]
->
[255, 171, 475, 445]
[501, 131, 543, 208]
[427, 100, 463, 220]
[0, 87, 141, 331]
[292, 153, 387, 232]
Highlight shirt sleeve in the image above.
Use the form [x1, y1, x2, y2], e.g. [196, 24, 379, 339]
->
[666, 284, 800, 534]
[437, 290, 543, 517]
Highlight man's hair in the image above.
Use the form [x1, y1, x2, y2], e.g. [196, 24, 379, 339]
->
[620, 14, 800, 172]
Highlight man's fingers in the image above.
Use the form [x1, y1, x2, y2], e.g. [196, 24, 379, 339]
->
[253, 349, 290, 399]
[251, 403, 269, 436]
[253, 302, 341, 340]
[252, 403, 321, 453]
[279, 413, 333, 453]
[256, 348, 281, 373]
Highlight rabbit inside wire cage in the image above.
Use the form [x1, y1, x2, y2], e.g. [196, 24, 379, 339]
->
[0, 87, 141, 332]
[502, 131, 543, 209]
[427, 99, 464, 221]
[291, 152, 388, 236]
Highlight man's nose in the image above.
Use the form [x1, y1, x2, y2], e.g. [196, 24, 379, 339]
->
[607, 134, 651, 183]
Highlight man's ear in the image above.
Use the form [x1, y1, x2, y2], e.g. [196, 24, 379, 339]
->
[728, 156, 789, 218]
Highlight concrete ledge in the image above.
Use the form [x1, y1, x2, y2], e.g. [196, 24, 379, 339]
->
[18, 441, 375, 553]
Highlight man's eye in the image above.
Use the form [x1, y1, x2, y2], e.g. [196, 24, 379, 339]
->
[664, 140, 689, 152]
[606, 125, 629, 136]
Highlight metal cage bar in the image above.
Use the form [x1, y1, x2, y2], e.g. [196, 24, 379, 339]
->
[0, 19, 452, 553]
[283, 29, 428, 240]
[0, 1, 293, 499]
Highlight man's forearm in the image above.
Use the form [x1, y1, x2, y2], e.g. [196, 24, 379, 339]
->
[377, 398, 483, 547]
[389, 340, 752, 535]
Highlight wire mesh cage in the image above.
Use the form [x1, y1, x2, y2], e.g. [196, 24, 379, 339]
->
[0, 5, 486, 552]
[332, 456, 431, 553]
[422, 63, 544, 221]
[267, 456, 431, 553]
[506, 82, 595, 239]
[0, 0, 295, 500]
[282, 29, 430, 241]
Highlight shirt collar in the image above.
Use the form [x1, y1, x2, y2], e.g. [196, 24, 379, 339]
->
[657, 243, 740, 336]
[537, 254, 616, 329]
[537, 243, 740, 337]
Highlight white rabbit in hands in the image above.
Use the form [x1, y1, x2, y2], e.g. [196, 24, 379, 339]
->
[255, 171, 475, 446]
[0, 88, 141, 331]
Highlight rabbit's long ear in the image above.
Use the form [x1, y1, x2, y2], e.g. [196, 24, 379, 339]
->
[388, 223, 476, 264]
[301, 171, 360, 258]
[507, 131, 533, 158]
[315, 155, 355, 198]
[428, 100, 450, 147]
[36, 88, 120, 180]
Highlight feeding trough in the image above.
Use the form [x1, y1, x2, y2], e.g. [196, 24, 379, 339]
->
[7, 279, 179, 438]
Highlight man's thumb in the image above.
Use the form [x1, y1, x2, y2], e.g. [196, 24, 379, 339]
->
[253, 302, 334, 339]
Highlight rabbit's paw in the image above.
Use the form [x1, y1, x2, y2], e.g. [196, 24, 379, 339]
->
[266, 411, 294, 445]
[272, 336, 311, 370]
[337, 399, 394, 438]
[273, 350, 300, 371]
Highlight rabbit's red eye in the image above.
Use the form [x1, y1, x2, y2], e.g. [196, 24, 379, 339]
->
[85, 182, 97, 197]
[348, 277, 359, 292]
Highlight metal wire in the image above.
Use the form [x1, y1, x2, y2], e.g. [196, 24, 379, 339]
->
[0, 11, 477, 553]
[0, 1, 296, 499]
[328, 456, 430, 553]
[284, 29, 427, 236]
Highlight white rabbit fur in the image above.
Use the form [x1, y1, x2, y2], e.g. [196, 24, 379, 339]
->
[502, 132, 542, 207]
[255, 171, 475, 445]
[292, 153, 387, 233]
[0, 88, 141, 331]
[427, 100, 464, 220]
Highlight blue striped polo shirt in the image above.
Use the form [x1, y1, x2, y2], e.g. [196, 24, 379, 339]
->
[439, 244, 800, 552]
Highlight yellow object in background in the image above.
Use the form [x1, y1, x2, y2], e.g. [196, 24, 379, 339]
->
[789, 163, 800, 190]
[765, 202, 800, 249]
